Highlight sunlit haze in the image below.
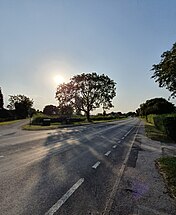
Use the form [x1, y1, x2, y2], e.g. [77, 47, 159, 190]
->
[1, 0, 176, 113]
[53, 75, 65, 85]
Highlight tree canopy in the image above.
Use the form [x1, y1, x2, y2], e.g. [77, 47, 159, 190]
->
[43, 105, 58, 115]
[55, 73, 116, 121]
[151, 43, 176, 98]
[58, 104, 73, 118]
[7, 95, 34, 118]
[136, 97, 175, 116]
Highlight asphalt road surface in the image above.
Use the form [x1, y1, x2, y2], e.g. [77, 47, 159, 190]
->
[0, 117, 141, 215]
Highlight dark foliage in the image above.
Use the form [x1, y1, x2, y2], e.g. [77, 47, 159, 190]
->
[148, 114, 176, 142]
[8, 95, 33, 119]
[0, 87, 4, 109]
[0, 109, 16, 122]
[137, 97, 175, 116]
[43, 105, 58, 115]
[55, 73, 116, 122]
[151, 43, 176, 98]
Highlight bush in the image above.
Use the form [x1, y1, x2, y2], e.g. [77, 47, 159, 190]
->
[153, 115, 166, 133]
[31, 113, 50, 125]
[164, 116, 176, 141]
[0, 109, 16, 122]
[147, 114, 155, 124]
[90, 115, 118, 121]
[31, 113, 86, 125]
[147, 114, 176, 141]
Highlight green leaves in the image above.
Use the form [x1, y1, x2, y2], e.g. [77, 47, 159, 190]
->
[138, 98, 175, 116]
[151, 43, 176, 98]
[7, 94, 34, 118]
[55, 72, 116, 121]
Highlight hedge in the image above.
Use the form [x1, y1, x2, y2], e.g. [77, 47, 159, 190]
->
[147, 114, 176, 141]
[31, 113, 86, 125]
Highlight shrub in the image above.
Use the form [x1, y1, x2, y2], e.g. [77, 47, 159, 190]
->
[147, 114, 155, 124]
[90, 115, 118, 121]
[164, 116, 176, 141]
[153, 115, 166, 133]
[0, 109, 16, 122]
[31, 113, 50, 125]
[31, 113, 86, 125]
[147, 114, 176, 141]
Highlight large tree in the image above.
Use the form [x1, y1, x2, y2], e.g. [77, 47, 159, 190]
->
[0, 87, 4, 110]
[55, 73, 116, 121]
[7, 95, 34, 118]
[137, 97, 175, 117]
[151, 43, 176, 98]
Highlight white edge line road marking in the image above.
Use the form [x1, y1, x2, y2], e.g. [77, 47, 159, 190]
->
[45, 178, 84, 215]
[105, 151, 111, 156]
[112, 145, 117, 149]
[103, 122, 141, 215]
[92, 161, 101, 169]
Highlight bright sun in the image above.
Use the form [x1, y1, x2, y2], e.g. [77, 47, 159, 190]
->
[54, 75, 64, 85]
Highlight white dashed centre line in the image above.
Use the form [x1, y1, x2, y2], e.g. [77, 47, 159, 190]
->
[118, 140, 121, 143]
[0, 155, 4, 158]
[121, 137, 125, 140]
[45, 178, 84, 215]
[92, 161, 101, 169]
[105, 151, 111, 156]
[112, 145, 117, 149]
[103, 122, 141, 215]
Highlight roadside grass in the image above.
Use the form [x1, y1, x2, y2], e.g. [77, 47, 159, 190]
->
[22, 122, 90, 130]
[145, 121, 173, 143]
[23, 118, 126, 130]
[22, 124, 60, 130]
[156, 157, 176, 199]
[144, 118, 176, 198]
[0, 120, 21, 126]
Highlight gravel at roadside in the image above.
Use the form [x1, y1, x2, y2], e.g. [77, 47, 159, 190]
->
[110, 121, 176, 215]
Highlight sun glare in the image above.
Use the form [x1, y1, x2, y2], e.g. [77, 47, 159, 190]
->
[54, 75, 64, 85]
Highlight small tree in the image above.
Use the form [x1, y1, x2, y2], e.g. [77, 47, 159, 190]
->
[58, 104, 73, 118]
[56, 73, 116, 122]
[43, 105, 58, 115]
[7, 95, 34, 118]
[0, 87, 4, 110]
[151, 43, 176, 98]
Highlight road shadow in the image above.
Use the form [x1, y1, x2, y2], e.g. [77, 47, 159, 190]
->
[20, 122, 136, 215]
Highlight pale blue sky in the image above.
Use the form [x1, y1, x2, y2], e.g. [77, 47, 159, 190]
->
[0, 0, 176, 113]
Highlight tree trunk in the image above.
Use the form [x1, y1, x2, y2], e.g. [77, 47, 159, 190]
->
[85, 111, 91, 122]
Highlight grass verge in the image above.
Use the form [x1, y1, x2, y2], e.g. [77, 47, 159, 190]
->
[0, 120, 21, 126]
[145, 118, 176, 198]
[23, 118, 125, 130]
[22, 122, 91, 130]
[156, 157, 176, 199]
[22, 124, 60, 130]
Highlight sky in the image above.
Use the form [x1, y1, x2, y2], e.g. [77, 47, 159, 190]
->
[0, 0, 176, 113]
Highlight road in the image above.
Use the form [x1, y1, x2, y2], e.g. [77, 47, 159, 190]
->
[0, 117, 141, 215]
